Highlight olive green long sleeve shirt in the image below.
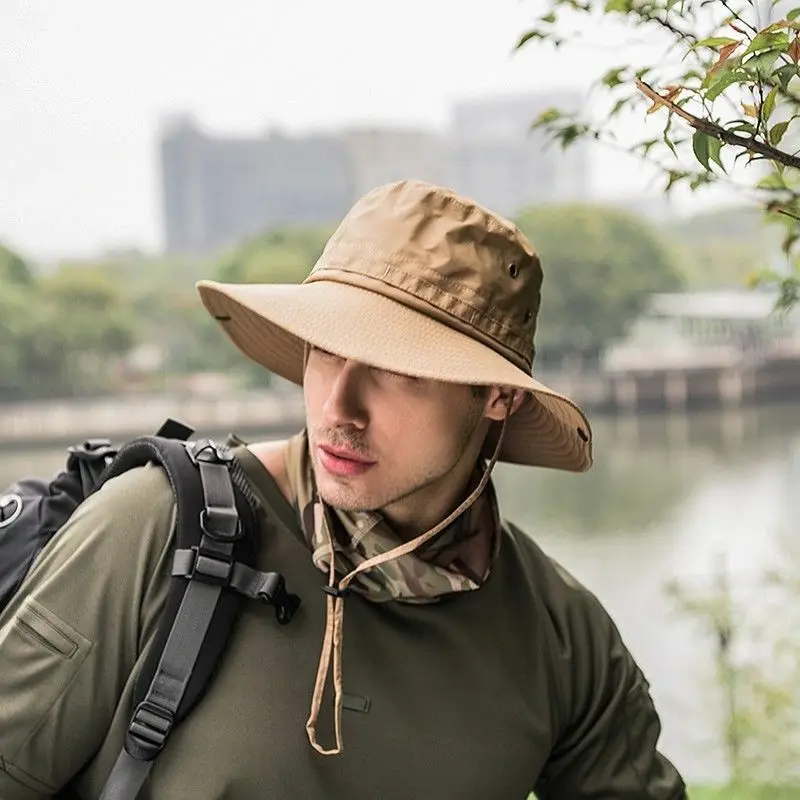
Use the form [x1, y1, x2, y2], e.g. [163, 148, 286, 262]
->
[0, 448, 686, 799]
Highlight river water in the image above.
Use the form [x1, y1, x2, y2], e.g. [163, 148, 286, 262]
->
[2, 403, 799, 784]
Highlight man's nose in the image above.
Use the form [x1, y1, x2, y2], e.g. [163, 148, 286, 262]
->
[322, 361, 368, 429]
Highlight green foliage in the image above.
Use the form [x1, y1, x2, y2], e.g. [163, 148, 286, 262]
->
[0, 226, 334, 400]
[0, 212, 698, 398]
[666, 206, 780, 289]
[216, 226, 332, 284]
[517, 0, 800, 308]
[514, 203, 684, 361]
[532, 784, 800, 799]
[203, 226, 331, 386]
[40, 264, 137, 356]
[0, 260, 139, 400]
[688, 787, 800, 799]
[665, 535, 800, 787]
[0, 243, 35, 286]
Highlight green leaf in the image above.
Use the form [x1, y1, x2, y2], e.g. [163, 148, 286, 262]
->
[600, 67, 627, 88]
[789, 8, 800, 22]
[610, 97, 630, 115]
[662, 116, 678, 157]
[516, 29, 543, 49]
[534, 108, 563, 128]
[757, 171, 788, 189]
[770, 120, 791, 145]
[708, 136, 725, 171]
[743, 31, 789, 55]
[640, 138, 659, 156]
[705, 69, 743, 100]
[604, 0, 630, 11]
[773, 63, 799, 91]
[763, 85, 779, 121]
[692, 130, 712, 170]
[743, 48, 783, 76]
[728, 121, 758, 135]
[694, 37, 740, 48]
[665, 170, 688, 190]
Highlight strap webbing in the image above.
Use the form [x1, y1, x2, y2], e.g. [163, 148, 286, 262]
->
[99, 458, 235, 800]
[99, 578, 224, 799]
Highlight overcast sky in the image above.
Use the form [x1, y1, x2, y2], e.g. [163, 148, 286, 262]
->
[2, 0, 733, 260]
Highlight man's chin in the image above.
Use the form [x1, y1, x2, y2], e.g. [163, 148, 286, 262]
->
[317, 482, 376, 513]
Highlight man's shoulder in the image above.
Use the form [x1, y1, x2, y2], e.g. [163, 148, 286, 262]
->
[500, 519, 589, 593]
[40, 462, 177, 565]
[244, 439, 293, 504]
[89, 461, 177, 523]
[500, 520, 614, 644]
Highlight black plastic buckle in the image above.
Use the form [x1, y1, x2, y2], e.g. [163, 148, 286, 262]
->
[321, 585, 351, 599]
[186, 438, 234, 466]
[275, 589, 301, 625]
[126, 700, 174, 761]
[187, 545, 234, 585]
[257, 573, 301, 625]
[199, 506, 242, 542]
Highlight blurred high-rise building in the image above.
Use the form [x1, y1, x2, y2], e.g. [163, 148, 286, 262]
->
[159, 92, 591, 256]
[342, 127, 449, 200]
[445, 92, 588, 215]
[159, 116, 350, 255]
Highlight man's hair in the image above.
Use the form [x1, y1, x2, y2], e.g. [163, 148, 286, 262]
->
[470, 384, 489, 400]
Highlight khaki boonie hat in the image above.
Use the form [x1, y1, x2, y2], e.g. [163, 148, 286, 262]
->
[197, 179, 593, 472]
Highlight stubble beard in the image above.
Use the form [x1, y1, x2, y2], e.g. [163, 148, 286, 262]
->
[312, 399, 487, 515]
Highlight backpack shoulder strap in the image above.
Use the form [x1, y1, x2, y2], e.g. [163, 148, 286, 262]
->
[97, 436, 300, 800]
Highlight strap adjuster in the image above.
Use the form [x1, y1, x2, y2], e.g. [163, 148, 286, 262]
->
[321, 585, 351, 599]
[186, 546, 234, 585]
[126, 700, 174, 761]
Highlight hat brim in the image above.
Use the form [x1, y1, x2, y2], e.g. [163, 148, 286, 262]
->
[196, 279, 593, 472]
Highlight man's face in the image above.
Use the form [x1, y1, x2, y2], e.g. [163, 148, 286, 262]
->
[303, 346, 489, 515]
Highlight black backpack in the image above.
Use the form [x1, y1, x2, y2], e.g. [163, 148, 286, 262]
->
[0, 419, 301, 800]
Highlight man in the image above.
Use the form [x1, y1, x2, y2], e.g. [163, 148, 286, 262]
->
[0, 179, 686, 798]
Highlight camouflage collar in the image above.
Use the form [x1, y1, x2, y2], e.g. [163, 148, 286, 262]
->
[285, 430, 501, 603]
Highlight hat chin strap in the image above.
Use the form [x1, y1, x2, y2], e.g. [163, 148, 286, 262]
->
[305, 401, 513, 756]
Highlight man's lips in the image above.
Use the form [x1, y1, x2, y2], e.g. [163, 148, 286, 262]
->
[319, 445, 375, 464]
[318, 444, 376, 477]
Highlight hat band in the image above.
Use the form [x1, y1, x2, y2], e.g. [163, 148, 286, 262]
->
[304, 268, 533, 376]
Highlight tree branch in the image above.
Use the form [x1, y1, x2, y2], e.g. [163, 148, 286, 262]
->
[648, 11, 698, 46]
[720, 0, 758, 37]
[635, 79, 800, 170]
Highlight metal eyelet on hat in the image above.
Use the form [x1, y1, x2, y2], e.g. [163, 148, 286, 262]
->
[508, 263, 519, 278]
[524, 309, 533, 323]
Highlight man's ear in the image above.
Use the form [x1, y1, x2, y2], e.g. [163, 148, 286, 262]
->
[484, 386, 526, 421]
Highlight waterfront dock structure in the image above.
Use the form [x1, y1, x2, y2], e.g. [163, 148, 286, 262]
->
[4, 345, 800, 449]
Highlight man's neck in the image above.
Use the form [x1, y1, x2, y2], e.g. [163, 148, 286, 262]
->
[379, 463, 484, 543]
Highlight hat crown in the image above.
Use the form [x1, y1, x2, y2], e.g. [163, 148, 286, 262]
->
[305, 180, 542, 372]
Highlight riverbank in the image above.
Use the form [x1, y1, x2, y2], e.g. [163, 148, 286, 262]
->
[3, 348, 800, 449]
[0, 390, 307, 450]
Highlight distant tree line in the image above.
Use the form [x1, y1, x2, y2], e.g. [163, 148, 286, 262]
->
[2, 202, 760, 401]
